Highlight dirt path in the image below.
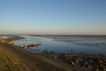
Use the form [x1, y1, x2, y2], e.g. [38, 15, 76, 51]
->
[0, 37, 67, 71]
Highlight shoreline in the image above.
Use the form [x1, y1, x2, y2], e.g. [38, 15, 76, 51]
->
[1, 36, 106, 71]
[37, 50, 106, 71]
[0, 36, 69, 71]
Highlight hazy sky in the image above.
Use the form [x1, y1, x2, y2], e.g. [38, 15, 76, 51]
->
[0, 0, 106, 35]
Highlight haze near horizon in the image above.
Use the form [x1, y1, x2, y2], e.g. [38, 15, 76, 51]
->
[0, 0, 106, 35]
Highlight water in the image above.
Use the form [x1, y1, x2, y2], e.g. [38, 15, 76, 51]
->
[12, 35, 106, 55]
[0, 36, 10, 39]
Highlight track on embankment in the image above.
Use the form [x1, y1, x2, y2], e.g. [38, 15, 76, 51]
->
[0, 36, 69, 71]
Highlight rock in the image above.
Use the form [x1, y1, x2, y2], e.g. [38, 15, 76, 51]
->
[99, 60, 103, 63]
[89, 60, 93, 63]
[55, 52, 59, 54]
[84, 62, 89, 65]
[53, 55, 57, 60]
[82, 66, 85, 68]
[71, 61, 75, 65]
[96, 68, 99, 71]
[48, 52, 51, 54]
[75, 59, 80, 63]
[88, 65, 92, 69]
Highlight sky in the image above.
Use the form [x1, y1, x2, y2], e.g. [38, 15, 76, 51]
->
[0, 0, 106, 35]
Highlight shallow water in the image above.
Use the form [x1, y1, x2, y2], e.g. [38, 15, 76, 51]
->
[12, 35, 106, 55]
[0, 36, 10, 39]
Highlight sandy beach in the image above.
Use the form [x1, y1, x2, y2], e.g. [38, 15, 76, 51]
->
[0, 36, 68, 71]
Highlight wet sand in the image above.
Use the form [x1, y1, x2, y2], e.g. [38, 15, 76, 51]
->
[0, 36, 68, 71]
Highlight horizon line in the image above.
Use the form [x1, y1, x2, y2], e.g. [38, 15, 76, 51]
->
[0, 34, 106, 36]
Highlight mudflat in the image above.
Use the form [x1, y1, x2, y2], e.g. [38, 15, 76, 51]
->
[0, 36, 67, 71]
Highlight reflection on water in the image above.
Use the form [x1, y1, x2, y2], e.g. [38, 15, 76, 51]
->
[13, 35, 106, 55]
[0, 36, 10, 39]
[34, 35, 106, 49]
